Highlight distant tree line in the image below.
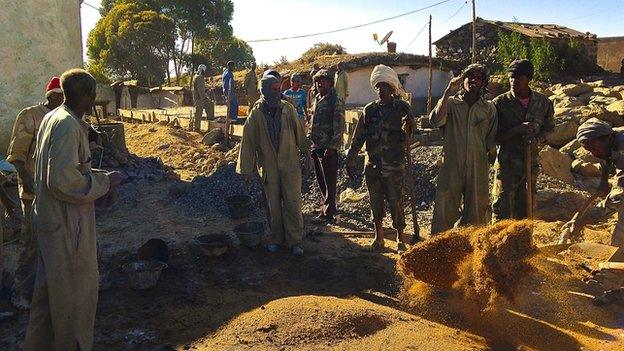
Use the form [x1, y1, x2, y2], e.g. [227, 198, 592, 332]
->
[87, 0, 255, 86]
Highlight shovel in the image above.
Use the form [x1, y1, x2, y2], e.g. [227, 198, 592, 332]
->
[557, 195, 600, 244]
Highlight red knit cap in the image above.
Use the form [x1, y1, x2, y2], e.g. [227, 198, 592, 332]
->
[46, 77, 62, 97]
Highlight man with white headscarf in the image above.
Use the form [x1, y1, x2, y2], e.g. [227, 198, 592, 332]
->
[429, 63, 497, 234]
[345, 64, 415, 252]
[561, 118, 624, 306]
[236, 74, 308, 256]
[191, 64, 212, 131]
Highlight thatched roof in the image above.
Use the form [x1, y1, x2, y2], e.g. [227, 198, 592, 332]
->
[208, 52, 457, 87]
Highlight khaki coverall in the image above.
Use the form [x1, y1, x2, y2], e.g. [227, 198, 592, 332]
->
[429, 94, 497, 234]
[7, 103, 50, 303]
[236, 101, 308, 247]
[191, 74, 212, 131]
[25, 105, 110, 351]
[244, 69, 259, 105]
[334, 70, 349, 102]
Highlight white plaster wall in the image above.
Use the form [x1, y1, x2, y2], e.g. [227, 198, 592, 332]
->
[96, 84, 116, 115]
[0, 0, 82, 154]
[152, 91, 185, 108]
[345, 66, 453, 106]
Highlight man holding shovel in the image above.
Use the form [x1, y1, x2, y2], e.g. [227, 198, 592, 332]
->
[560, 118, 624, 305]
[492, 59, 554, 221]
[345, 65, 415, 252]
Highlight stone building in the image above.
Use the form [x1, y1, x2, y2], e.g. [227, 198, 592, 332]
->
[596, 37, 624, 74]
[0, 0, 83, 155]
[433, 17, 597, 70]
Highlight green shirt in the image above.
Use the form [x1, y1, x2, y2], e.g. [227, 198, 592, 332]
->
[346, 98, 413, 176]
[493, 90, 555, 169]
[308, 88, 345, 150]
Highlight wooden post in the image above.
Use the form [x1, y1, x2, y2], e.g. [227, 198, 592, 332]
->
[427, 15, 433, 114]
[471, 0, 477, 63]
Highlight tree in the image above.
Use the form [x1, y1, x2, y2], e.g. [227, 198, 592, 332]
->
[87, 2, 175, 86]
[300, 43, 347, 62]
[194, 35, 255, 74]
[496, 31, 529, 70]
[160, 0, 234, 81]
[529, 38, 557, 82]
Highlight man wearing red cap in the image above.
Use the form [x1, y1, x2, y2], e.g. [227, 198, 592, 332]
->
[7, 77, 64, 310]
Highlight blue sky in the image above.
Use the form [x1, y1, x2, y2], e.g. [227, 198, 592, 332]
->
[80, 0, 624, 65]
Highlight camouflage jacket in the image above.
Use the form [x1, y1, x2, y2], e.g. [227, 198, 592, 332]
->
[346, 98, 414, 176]
[308, 88, 345, 150]
[493, 90, 554, 169]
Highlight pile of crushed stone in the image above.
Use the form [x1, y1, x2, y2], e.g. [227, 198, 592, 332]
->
[398, 220, 536, 308]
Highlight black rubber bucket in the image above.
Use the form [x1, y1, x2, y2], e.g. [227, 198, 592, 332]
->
[234, 221, 265, 247]
[225, 194, 253, 219]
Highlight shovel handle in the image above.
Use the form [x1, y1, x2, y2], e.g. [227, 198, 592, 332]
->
[598, 262, 624, 270]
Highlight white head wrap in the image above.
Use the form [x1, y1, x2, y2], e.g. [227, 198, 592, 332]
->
[370, 64, 403, 96]
[197, 64, 207, 74]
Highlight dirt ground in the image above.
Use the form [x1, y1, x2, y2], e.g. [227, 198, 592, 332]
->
[1, 121, 623, 350]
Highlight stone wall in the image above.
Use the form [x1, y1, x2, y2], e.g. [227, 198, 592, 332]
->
[434, 21, 597, 73]
[0, 0, 82, 155]
[597, 37, 624, 73]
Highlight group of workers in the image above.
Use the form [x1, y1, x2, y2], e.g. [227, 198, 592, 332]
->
[2, 56, 624, 349]
[233, 59, 555, 254]
[234, 58, 624, 278]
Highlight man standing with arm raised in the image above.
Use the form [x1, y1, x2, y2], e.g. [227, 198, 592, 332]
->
[429, 64, 497, 234]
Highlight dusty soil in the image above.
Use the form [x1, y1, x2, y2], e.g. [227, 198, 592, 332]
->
[1, 120, 623, 351]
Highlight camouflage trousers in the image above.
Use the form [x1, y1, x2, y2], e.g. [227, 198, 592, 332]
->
[365, 169, 406, 230]
[492, 164, 538, 222]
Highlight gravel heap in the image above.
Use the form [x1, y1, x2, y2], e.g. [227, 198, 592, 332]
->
[90, 141, 178, 183]
[175, 163, 262, 217]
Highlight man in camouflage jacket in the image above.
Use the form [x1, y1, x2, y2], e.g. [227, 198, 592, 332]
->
[492, 59, 554, 221]
[309, 69, 345, 223]
[346, 64, 414, 252]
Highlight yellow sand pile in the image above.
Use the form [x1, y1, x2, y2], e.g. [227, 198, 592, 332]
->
[197, 295, 488, 350]
[398, 220, 535, 308]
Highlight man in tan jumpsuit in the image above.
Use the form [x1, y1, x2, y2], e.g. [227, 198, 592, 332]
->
[190, 64, 212, 131]
[7, 77, 64, 309]
[334, 61, 349, 102]
[244, 62, 259, 105]
[24, 69, 122, 351]
[429, 64, 497, 234]
[236, 74, 308, 256]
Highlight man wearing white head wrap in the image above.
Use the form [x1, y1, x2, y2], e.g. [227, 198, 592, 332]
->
[346, 65, 415, 252]
[191, 64, 212, 131]
[429, 63, 497, 234]
[561, 118, 624, 306]
[369, 64, 403, 96]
